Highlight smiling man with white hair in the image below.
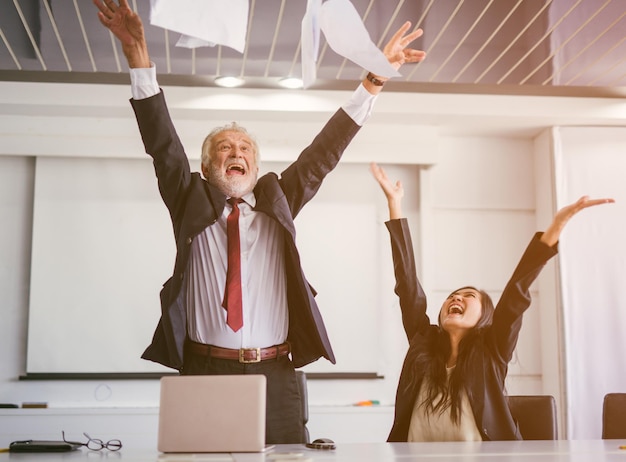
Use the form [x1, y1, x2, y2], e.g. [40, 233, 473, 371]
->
[93, 0, 426, 444]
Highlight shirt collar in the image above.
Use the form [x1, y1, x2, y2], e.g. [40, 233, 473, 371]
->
[228, 191, 256, 208]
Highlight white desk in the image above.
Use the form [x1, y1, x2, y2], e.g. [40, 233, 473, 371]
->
[1, 440, 626, 461]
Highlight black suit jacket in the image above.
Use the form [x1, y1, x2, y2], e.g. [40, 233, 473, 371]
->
[130, 90, 361, 370]
[384, 219, 558, 441]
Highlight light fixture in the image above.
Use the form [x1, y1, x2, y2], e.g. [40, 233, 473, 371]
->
[214, 76, 245, 88]
[278, 77, 304, 89]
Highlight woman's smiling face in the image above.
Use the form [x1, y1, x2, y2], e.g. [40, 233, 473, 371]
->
[439, 287, 483, 335]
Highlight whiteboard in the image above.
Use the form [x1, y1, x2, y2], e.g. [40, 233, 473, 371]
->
[27, 157, 174, 373]
[26, 157, 403, 375]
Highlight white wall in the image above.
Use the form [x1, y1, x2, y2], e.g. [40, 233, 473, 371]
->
[421, 136, 540, 391]
[1, 80, 625, 444]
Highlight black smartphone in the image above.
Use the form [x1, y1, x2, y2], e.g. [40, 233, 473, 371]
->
[9, 440, 80, 452]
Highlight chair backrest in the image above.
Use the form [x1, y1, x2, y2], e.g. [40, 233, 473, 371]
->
[507, 395, 558, 440]
[295, 370, 310, 443]
[602, 393, 626, 439]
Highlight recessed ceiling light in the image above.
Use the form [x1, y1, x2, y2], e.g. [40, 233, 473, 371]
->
[214, 76, 245, 88]
[278, 77, 304, 89]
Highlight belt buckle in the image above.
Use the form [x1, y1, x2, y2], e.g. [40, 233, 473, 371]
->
[239, 347, 261, 363]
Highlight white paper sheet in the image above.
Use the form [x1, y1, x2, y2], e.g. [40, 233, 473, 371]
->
[301, 0, 400, 88]
[320, 0, 400, 77]
[301, 0, 322, 88]
[149, 0, 248, 53]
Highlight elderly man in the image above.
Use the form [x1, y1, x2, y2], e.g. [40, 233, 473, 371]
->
[94, 0, 426, 443]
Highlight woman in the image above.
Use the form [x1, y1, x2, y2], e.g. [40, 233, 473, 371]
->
[370, 162, 613, 441]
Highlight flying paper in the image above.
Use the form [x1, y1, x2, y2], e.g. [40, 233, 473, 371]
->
[149, 0, 248, 53]
[301, 0, 322, 88]
[302, 0, 400, 88]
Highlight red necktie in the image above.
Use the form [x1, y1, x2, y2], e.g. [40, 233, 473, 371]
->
[223, 198, 244, 332]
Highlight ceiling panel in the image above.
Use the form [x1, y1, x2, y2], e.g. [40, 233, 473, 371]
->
[1, 0, 625, 96]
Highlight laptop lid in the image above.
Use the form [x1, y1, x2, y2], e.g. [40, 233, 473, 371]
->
[158, 374, 266, 453]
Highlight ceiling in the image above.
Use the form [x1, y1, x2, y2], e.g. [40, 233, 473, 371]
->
[1, 0, 626, 97]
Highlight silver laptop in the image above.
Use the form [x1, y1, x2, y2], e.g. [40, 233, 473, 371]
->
[158, 374, 266, 453]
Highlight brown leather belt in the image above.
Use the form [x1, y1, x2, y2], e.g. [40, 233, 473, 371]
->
[186, 340, 290, 364]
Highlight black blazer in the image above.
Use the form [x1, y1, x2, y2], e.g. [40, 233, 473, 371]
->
[384, 219, 557, 441]
[129, 90, 361, 370]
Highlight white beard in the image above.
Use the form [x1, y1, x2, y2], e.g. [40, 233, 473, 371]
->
[207, 166, 257, 198]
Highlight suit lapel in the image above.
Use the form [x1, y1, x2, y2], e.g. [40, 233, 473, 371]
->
[253, 175, 296, 238]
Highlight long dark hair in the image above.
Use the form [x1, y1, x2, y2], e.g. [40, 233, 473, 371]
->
[408, 286, 495, 424]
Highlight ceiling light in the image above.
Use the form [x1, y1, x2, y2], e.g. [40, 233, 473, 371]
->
[214, 76, 245, 88]
[278, 77, 304, 89]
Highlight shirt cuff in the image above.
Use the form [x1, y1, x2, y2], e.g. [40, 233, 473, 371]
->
[130, 64, 160, 100]
[341, 83, 378, 126]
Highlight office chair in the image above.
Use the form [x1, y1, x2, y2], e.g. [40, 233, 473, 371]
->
[295, 370, 310, 443]
[507, 395, 558, 440]
[602, 393, 626, 439]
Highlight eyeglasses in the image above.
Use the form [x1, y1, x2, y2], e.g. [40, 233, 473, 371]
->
[62, 431, 122, 451]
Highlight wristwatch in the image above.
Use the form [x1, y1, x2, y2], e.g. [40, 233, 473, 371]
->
[366, 72, 386, 86]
